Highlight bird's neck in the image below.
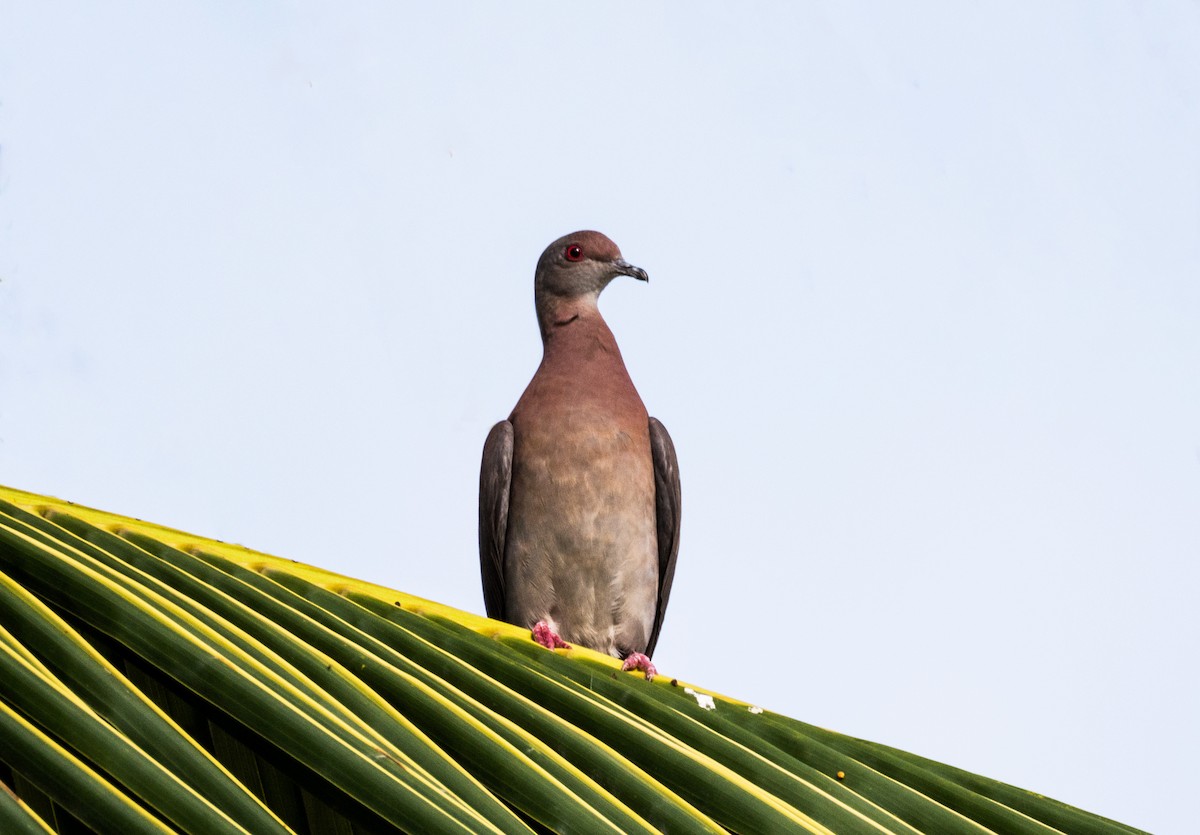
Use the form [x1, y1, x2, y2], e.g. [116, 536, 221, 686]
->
[536, 293, 602, 343]
[535, 294, 628, 367]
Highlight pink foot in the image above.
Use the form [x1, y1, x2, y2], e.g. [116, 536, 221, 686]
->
[531, 620, 571, 650]
[621, 652, 657, 681]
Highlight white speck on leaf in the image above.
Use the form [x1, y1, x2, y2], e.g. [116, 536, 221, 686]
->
[684, 687, 716, 711]
[749, 706, 764, 714]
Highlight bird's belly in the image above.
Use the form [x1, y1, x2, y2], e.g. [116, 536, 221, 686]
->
[504, 427, 658, 657]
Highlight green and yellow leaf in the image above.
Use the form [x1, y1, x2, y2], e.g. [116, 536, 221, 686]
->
[0, 485, 1145, 834]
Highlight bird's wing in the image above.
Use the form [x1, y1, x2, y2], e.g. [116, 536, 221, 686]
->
[646, 417, 681, 658]
[479, 420, 513, 621]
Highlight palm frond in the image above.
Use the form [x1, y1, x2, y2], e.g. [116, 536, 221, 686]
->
[0, 486, 1143, 834]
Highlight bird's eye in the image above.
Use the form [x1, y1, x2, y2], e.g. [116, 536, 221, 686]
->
[565, 244, 584, 262]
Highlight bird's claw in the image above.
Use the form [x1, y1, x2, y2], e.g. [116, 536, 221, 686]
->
[531, 620, 571, 650]
[621, 652, 657, 681]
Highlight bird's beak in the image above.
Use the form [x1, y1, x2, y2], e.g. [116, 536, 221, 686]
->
[613, 259, 649, 283]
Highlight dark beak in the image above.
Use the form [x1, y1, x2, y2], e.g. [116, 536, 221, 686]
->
[613, 258, 649, 282]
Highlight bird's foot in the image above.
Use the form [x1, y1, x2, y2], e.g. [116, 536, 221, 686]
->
[531, 620, 571, 650]
[621, 652, 657, 681]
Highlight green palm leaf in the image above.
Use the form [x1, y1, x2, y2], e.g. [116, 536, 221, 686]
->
[0, 485, 1144, 834]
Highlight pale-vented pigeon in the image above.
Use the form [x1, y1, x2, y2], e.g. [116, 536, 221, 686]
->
[479, 231, 680, 679]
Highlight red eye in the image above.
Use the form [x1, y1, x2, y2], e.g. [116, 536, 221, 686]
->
[565, 244, 583, 262]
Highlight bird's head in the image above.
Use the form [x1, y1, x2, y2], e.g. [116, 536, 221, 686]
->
[534, 231, 649, 302]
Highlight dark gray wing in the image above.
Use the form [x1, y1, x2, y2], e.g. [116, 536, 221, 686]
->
[645, 417, 681, 658]
[479, 420, 513, 621]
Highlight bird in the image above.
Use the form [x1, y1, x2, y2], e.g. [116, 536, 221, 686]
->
[479, 231, 680, 680]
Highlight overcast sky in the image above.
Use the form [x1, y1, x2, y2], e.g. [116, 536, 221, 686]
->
[2, 4, 1198, 833]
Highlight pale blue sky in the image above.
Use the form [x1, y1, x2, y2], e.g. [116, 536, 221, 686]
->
[2, 4, 1198, 832]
